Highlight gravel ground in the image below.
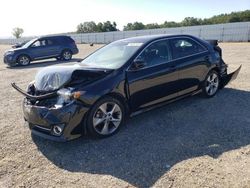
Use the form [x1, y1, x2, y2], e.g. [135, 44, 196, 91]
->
[0, 43, 250, 188]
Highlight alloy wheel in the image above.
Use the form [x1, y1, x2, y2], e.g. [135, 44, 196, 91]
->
[92, 102, 122, 135]
[205, 72, 219, 96]
[19, 56, 30, 66]
[63, 51, 72, 60]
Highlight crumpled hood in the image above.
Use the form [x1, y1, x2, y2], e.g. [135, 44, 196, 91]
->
[35, 64, 111, 91]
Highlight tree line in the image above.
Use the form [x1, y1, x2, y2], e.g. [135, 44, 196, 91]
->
[76, 10, 250, 33]
[77, 21, 118, 33]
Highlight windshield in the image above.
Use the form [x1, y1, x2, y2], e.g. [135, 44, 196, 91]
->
[81, 40, 144, 69]
[22, 38, 37, 48]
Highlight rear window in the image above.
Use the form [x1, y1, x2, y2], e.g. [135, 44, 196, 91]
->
[52, 36, 75, 44]
[170, 38, 206, 59]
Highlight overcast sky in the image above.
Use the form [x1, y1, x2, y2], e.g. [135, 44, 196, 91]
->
[0, 0, 249, 38]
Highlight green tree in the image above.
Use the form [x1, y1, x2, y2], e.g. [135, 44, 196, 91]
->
[102, 21, 118, 32]
[76, 10, 250, 32]
[77, 21, 118, 33]
[76, 21, 97, 33]
[229, 15, 241, 22]
[181, 17, 202, 26]
[12, 27, 24, 39]
[162, 21, 180, 28]
[96, 22, 104, 32]
[124, 22, 145, 30]
[145, 23, 160, 29]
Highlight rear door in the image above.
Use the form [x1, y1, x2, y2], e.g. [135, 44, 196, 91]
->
[126, 39, 179, 111]
[169, 37, 210, 96]
[45, 38, 61, 57]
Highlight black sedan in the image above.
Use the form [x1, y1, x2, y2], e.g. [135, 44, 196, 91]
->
[12, 34, 241, 141]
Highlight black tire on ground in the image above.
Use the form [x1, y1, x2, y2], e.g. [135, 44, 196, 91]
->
[86, 96, 125, 138]
[61, 50, 72, 61]
[202, 70, 220, 98]
[17, 55, 30, 66]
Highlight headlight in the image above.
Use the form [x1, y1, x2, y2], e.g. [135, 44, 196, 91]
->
[5, 51, 14, 56]
[57, 88, 73, 102]
[57, 88, 83, 102]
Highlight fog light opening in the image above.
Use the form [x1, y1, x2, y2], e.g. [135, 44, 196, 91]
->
[53, 125, 63, 136]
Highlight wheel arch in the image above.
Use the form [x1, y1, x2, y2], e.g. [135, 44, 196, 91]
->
[61, 48, 72, 54]
[203, 65, 220, 81]
[210, 66, 220, 75]
[99, 92, 130, 117]
[16, 54, 32, 63]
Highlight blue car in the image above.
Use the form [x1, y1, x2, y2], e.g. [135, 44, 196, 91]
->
[4, 35, 79, 67]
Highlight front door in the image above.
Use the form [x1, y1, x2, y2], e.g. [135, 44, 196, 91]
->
[45, 38, 61, 57]
[29, 39, 49, 59]
[126, 39, 179, 111]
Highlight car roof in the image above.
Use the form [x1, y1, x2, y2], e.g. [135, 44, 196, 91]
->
[118, 34, 197, 43]
[38, 35, 70, 39]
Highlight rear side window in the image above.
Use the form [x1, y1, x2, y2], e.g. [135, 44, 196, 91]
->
[47, 39, 55, 45]
[62, 37, 75, 43]
[170, 38, 206, 59]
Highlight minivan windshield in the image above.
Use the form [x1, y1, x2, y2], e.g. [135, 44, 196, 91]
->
[81, 40, 143, 69]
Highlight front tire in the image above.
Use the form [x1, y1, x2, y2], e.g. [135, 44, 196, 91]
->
[86, 96, 125, 138]
[202, 70, 220, 98]
[17, 55, 30, 66]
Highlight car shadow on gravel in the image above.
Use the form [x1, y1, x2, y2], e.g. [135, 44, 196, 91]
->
[33, 88, 250, 187]
[7, 58, 83, 69]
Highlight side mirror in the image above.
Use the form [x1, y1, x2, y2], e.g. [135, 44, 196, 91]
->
[133, 59, 146, 69]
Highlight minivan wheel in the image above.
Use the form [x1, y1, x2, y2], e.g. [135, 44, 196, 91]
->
[61, 50, 72, 61]
[17, 55, 30, 66]
[86, 96, 125, 138]
[202, 70, 220, 98]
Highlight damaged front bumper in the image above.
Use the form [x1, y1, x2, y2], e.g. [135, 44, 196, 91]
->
[23, 99, 88, 142]
[12, 83, 89, 142]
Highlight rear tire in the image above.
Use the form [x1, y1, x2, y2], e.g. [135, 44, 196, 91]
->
[86, 96, 125, 138]
[17, 55, 30, 66]
[202, 70, 220, 98]
[61, 50, 72, 61]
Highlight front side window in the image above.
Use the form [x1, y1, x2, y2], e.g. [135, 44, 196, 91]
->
[31, 39, 46, 47]
[136, 40, 171, 67]
[170, 38, 206, 59]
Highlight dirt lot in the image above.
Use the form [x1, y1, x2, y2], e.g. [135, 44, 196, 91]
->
[0, 43, 250, 188]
